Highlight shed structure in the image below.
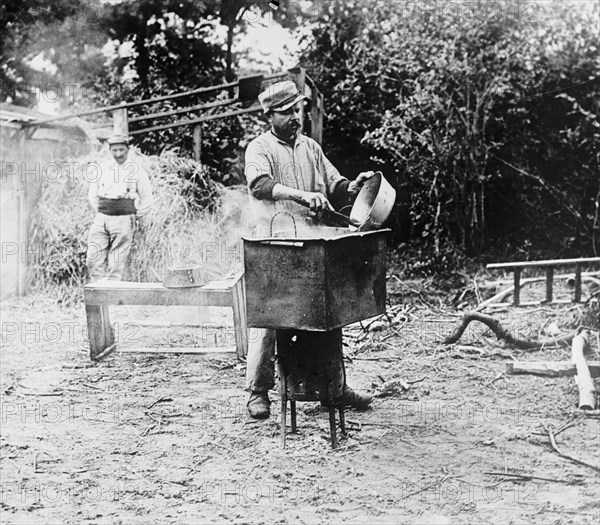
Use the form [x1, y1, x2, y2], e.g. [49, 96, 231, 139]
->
[0, 103, 91, 297]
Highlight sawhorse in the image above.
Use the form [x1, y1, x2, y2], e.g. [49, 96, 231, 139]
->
[83, 273, 247, 361]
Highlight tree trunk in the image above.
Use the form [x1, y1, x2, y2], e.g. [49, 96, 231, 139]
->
[225, 22, 235, 83]
[135, 6, 150, 92]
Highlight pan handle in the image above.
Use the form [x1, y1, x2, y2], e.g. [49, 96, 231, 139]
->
[292, 197, 355, 227]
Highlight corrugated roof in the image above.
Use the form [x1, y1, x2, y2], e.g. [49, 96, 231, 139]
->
[0, 103, 87, 131]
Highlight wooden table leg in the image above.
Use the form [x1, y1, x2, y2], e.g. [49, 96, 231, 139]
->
[86, 304, 114, 360]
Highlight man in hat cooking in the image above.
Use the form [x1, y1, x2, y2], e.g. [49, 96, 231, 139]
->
[86, 134, 154, 281]
[244, 80, 374, 419]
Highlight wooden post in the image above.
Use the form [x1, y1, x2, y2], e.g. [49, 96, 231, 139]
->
[193, 125, 202, 162]
[571, 331, 596, 410]
[15, 189, 24, 296]
[113, 107, 129, 135]
[574, 264, 582, 302]
[16, 131, 27, 296]
[545, 267, 554, 303]
[513, 269, 521, 306]
[310, 88, 324, 145]
[288, 67, 306, 134]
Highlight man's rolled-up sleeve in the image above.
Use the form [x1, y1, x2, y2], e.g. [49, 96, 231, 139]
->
[249, 175, 277, 200]
[245, 141, 275, 200]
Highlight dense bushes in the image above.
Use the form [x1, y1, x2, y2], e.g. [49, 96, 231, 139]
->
[300, 0, 600, 259]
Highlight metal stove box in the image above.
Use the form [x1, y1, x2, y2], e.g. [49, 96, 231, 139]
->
[243, 227, 389, 331]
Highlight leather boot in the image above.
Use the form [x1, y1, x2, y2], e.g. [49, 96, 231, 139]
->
[323, 385, 373, 409]
[247, 391, 271, 419]
[340, 385, 373, 408]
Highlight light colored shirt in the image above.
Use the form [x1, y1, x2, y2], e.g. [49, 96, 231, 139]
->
[88, 158, 154, 217]
[245, 130, 348, 219]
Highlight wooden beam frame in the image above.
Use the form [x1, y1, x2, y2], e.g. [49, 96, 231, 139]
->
[128, 98, 239, 123]
[23, 72, 287, 127]
[507, 361, 600, 377]
[128, 105, 262, 136]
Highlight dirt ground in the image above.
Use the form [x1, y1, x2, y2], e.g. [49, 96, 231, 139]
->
[1, 277, 599, 525]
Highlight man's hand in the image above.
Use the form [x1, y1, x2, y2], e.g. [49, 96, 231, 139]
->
[301, 191, 334, 215]
[348, 171, 377, 195]
[272, 183, 334, 214]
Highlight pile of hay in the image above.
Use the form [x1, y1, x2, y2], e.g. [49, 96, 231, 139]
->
[28, 145, 249, 304]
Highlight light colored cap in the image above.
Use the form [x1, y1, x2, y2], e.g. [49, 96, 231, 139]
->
[258, 81, 307, 114]
[107, 133, 130, 145]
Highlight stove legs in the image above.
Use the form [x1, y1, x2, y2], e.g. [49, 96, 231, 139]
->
[280, 372, 287, 448]
[276, 328, 346, 449]
[328, 406, 338, 449]
[280, 398, 345, 449]
[290, 400, 297, 433]
[339, 406, 347, 436]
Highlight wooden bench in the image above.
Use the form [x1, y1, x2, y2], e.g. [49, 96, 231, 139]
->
[84, 273, 247, 361]
[486, 257, 600, 306]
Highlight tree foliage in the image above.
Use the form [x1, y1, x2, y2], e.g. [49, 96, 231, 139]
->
[4, 0, 599, 260]
[0, 0, 97, 105]
[301, 0, 600, 258]
[1, 0, 300, 177]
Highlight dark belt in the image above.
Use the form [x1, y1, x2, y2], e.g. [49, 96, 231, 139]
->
[98, 197, 136, 216]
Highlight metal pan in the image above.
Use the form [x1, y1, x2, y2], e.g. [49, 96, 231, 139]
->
[294, 171, 396, 231]
[349, 171, 396, 231]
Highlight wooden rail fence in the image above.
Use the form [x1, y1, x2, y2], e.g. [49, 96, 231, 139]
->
[486, 257, 600, 306]
[22, 67, 326, 156]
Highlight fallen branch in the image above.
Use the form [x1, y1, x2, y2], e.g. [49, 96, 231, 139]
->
[147, 396, 173, 410]
[443, 311, 576, 349]
[484, 471, 577, 484]
[552, 415, 584, 437]
[390, 275, 434, 308]
[542, 422, 600, 473]
[506, 361, 600, 377]
[406, 376, 427, 384]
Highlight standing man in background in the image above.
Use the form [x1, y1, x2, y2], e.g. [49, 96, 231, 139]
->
[86, 134, 154, 282]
